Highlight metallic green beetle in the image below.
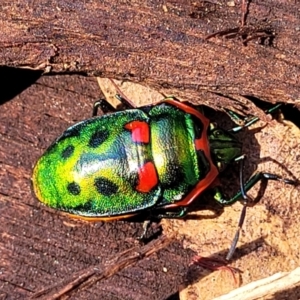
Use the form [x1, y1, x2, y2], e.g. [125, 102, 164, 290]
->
[32, 95, 298, 259]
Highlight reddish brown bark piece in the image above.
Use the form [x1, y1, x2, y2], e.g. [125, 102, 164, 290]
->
[1, 1, 300, 112]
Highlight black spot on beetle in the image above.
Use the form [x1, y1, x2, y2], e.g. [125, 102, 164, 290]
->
[94, 177, 118, 196]
[196, 150, 211, 179]
[89, 130, 109, 148]
[61, 145, 74, 159]
[67, 182, 81, 195]
[163, 163, 185, 187]
[60, 123, 84, 140]
[191, 115, 204, 139]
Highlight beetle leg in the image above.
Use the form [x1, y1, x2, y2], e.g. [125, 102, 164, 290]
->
[213, 170, 298, 260]
[138, 207, 188, 240]
[156, 207, 189, 219]
[93, 93, 138, 116]
[213, 172, 298, 206]
[138, 220, 152, 240]
[107, 78, 137, 108]
[92, 99, 117, 116]
[115, 94, 136, 109]
[227, 171, 298, 260]
[226, 103, 282, 133]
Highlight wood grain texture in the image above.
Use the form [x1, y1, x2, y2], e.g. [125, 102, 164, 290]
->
[1, 1, 300, 299]
[0, 74, 204, 299]
[1, 1, 300, 111]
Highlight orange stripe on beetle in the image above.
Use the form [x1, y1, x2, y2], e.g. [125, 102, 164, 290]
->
[124, 121, 150, 143]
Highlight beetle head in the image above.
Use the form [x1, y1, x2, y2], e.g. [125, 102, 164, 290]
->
[208, 123, 242, 171]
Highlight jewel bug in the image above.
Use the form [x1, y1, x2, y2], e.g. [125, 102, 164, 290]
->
[32, 85, 298, 260]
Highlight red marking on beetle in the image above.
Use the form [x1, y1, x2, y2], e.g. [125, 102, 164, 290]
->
[125, 121, 150, 143]
[161, 99, 219, 208]
[162, 99, 210, 129]
[136, 161, 158, 193]
[195, 138, 209, 152]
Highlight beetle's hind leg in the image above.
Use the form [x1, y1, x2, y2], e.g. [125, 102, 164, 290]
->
[115, 94, 136, 109]
[92, 99, 117, 116]
[139, 220, 152, 240]
[156, 207, 188, 219]
[139, 207, 188, 240]
[93, 92, 137, 116]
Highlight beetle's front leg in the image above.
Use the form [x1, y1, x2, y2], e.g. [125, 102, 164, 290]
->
[212, 172, 298, 260]
[212, 186, 240, 206]
[213, 172, 298, 207]
[225, 103, 283, 133]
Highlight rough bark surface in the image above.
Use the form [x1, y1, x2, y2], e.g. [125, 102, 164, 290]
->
[1, 1, 300, 300]
[0, 74, 201, 300]
[1, 1, 300, 110]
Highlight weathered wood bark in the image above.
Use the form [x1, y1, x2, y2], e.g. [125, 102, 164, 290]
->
[1, 1, 300, 111]
[1, 1, 300, 300]
[0, 74, 203, 299]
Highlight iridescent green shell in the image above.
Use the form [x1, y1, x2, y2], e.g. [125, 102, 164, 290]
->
[32, 102, 213, 217]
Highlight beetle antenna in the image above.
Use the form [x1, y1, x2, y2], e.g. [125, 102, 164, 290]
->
[226, 156, 250, 260]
